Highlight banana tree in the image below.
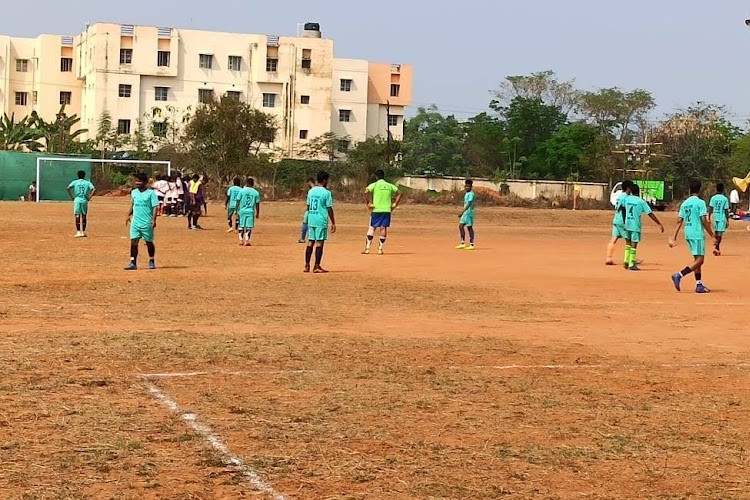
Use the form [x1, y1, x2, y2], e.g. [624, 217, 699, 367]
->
[31, 105, 88, 154]
[0, 113, 43, 151]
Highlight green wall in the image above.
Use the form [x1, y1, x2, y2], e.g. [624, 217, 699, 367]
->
[0, 152, 92, 201]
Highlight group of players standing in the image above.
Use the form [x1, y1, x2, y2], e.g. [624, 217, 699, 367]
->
[60, 167, 741, 290]
[606, 179, 731, 293]
[64, 167, 483, 272]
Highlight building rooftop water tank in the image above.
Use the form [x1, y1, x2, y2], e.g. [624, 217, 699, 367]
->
[302, 22, 321, 38]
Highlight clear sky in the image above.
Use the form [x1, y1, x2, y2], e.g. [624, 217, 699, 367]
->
[3, 0, 749, 125]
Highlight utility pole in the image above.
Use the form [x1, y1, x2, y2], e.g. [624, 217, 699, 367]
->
[386, 100, 392, 165]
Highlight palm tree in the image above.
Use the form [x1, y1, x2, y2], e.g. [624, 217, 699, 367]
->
[0, 113, 43, 151]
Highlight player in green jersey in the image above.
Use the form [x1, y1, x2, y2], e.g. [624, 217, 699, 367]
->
[124, 172, 159, 270]
[305, 171, 336, 273]
[620, 184, 664, 271]
[606, 180, 633, 265]
[456, 179, 476, 250]
[225, 177, 243, 233]
[67, 170, 96, 238]
[235, 177, 261, 246]
[363, 169, 401, 255]
[671, 180, 715, 293]
[298, 178, 316, 243]
[708, 182, 730, 256]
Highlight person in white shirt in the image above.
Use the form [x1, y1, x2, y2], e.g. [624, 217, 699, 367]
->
[729, 188, 740, 215]
[175, 173, 185, 216]
[153, 175, 169, 216]
[166, 177, 178, 217]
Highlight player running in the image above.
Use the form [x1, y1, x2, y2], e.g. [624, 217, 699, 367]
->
[671, 180, 715, 293]
[363, 169, 401, 255]
[67, 170, 96, 238]
[124, 172, 159, 270]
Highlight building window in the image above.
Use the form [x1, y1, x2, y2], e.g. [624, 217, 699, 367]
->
[155, 86, 169, 101]
[119, 84, 132, 98]
[337, 139, 351, 152]
[16, 59, 29, 72]
[199, 54, 213, 69]
[388, 114, 399, 127]
[300, 95, 310, 104]
[339, 109, 351, 122]
[299, 130, 308, 140]
[227, 91, 241, 101]
[153, 122, 167, 138]
[266, 58, 278, 72]
[157, 51, 171, 67]
[340, 79, 352, 92]
[15, 92, 28, 106]
[117, 119, 131, 135]
[390, 84, 400, 97]
[32, 91, 38, 104]
[60, 58, 73, 72]
[198, 89, 214, 103]
[301, 49, 312, 70]
[119, 49, 133, 65]
[59, 92, 72, 105]
[228, 55, 242, 71]
[262, 93, 276, 108]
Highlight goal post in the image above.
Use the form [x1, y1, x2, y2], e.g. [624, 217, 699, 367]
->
[35, 157, 171, 202]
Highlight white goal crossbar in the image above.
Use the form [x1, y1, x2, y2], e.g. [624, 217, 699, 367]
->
[35, 157, 171, 202]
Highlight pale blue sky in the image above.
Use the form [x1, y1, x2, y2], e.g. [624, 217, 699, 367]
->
[3, 0, 749, 125]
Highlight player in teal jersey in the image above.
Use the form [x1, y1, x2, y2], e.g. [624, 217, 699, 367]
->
[298, 178, 316, 243]
[305, 171, 336, 273]
[456, 179, 476, 250]
[606, 180, 634, 265]
[124, 172, 159, 270]
[66, 170, 96, 238]
[620, 184, 664, 271]
[225, 177, 243, 233]
[235, 177, 260, 246]
[671, 180, 715, 293]
[708, 182, 730, 256]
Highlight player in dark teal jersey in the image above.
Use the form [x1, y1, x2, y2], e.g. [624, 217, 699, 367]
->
[298, 178, 316, 243]
[225, 177, 243, 233]
[708, 183, 730, 256]
[620, 184, 664, 270]
[606, 180, 634, 265]
[305, 171, 336, 273]
[671, 180, 715, 293]
[456, 179, 476, 250]
[235, 177, 261, 246]
[67, 170, 96, 238]
[124, 172, 159, 270]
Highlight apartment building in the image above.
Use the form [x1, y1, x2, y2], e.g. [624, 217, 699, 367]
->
[0, 22, 412, 157]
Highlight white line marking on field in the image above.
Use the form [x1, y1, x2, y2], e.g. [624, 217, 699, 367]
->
[492, 364, 604, 370]
[139, 369, 308, 379]
[145, 383, 285, 500]
[451, 363, 750, 371]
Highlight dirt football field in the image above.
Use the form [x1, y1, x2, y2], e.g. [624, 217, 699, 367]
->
[2, 198, 750, 499]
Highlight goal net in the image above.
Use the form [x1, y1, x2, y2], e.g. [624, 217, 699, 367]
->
[36, 157, 171, 201]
